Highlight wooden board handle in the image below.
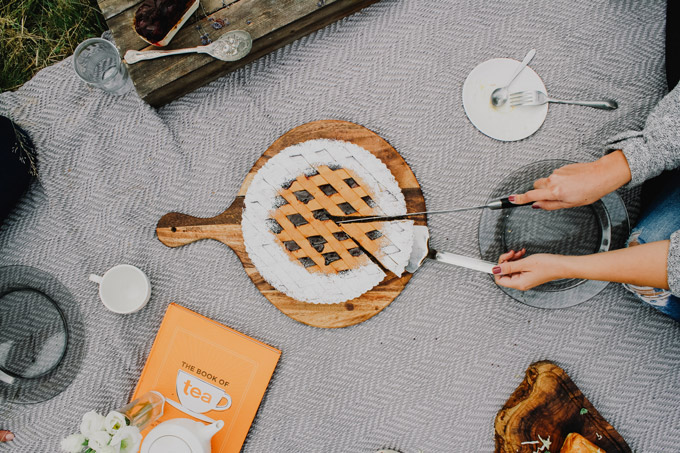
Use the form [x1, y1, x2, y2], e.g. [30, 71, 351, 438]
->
[156, 197, 243, 249]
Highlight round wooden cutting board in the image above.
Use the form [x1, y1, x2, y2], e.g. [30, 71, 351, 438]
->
[156, 120, 426, 328]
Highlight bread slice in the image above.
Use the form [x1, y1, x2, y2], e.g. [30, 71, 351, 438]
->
[560, 433, 605, 453]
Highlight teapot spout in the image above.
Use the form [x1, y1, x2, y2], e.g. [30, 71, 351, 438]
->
[199, 420, 224, 441]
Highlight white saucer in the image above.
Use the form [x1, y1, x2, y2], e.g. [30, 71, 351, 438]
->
[462, 58, 548, 142]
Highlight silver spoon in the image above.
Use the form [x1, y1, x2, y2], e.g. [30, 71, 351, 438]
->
[124, 30, 252, 64]
[490, 49, 536, 107]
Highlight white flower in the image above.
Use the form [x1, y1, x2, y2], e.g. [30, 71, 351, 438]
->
[87, 430, 113, 452]
[110, 426, 142, 453]
[80, 411, 107, 438]
[96, 446, 120, 453]
[104, 411, 128, 434]
[60, 433, 86, 453]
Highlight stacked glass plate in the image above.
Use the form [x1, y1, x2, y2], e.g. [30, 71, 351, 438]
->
[0, 266, 84, 404]
[479, 160, 630, 309]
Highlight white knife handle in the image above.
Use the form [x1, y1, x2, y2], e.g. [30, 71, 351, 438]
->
[434, 251, 496, 274]
[0, 369, 15, 384]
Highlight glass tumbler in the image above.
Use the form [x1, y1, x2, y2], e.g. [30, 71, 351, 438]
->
[117, 391, 165, 432]
[73, 38, 132, 95]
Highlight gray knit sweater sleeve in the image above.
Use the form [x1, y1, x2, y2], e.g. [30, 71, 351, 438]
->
[604, 84, 680, 186]
[603, 84, 680, 296]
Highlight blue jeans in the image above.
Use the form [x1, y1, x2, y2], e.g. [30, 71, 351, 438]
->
[624, 170, 680, 321]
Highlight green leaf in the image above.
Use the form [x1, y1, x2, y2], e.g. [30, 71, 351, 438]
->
[580, 408, 588, 415]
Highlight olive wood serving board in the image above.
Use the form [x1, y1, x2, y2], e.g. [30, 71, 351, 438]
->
[156, 120, 426, 328]
[495, 361, 631, 453]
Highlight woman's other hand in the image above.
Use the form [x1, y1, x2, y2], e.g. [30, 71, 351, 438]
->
[508, 150, 632, 210]
[0, 430, 14, 442]
[494, 241, 671, 291]
[493, 249, 567, 291]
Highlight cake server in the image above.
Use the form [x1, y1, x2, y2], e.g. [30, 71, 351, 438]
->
[406, 225, 495, 274]
[335, 197, 530, 224]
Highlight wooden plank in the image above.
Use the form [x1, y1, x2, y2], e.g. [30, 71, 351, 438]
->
[102, 0, 239, 21]
[100, 0, 377, 106]
[141, 0, 379, 106]
[104, 0, 242, 48]
[155, 120, 426, 328]
[114, 0, 350, 95]
[99, 0, 141, 20]
[128, 0, 317, 94]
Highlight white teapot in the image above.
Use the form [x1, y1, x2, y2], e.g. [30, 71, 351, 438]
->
[140, 418, 224, 453]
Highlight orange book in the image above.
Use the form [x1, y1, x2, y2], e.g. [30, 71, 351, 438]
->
[133, 303, 281, 452]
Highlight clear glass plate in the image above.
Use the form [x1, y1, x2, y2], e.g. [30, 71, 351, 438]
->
[0, 266, 84, 405]
[0, 289, 67, 379]
[478, 160, 630, 309]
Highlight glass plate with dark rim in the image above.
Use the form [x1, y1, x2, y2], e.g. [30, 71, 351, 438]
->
[478, 160, 630, 309]
[0, 266, 84, 405]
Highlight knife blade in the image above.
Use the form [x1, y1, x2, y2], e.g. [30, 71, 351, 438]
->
[335, 197, 529, 224]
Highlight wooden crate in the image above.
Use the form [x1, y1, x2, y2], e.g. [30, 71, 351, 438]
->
[99, 0, 379, 107]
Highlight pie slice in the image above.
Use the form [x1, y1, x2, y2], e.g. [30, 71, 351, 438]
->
[269, 165, 411, 276]
[560, 433, 605, 453]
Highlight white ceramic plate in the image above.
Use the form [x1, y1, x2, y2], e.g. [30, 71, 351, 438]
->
[462, 58, 548, 142]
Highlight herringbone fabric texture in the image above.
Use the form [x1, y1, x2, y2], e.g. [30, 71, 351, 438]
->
[1, 1, 678, 451]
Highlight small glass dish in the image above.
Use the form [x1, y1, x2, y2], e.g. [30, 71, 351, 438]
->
[0, 288, 68, 382]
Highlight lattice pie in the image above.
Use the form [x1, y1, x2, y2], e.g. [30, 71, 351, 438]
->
[242, 139, 413, 304]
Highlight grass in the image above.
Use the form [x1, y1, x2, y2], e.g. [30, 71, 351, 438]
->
[0, 0, 107, 92]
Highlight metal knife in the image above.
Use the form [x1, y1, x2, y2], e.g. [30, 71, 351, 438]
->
[335, 197, 529, 224]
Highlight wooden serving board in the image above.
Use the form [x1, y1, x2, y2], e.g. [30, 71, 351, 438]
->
[99, 0, 379, 107]
[156, 120, 426, 328]
[495, 361, 631, 453]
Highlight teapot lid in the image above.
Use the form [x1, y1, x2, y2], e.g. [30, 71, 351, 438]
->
[144, 434, 193, 453]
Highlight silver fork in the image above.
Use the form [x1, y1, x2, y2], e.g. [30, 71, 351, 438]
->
[509, 90, 618, 110]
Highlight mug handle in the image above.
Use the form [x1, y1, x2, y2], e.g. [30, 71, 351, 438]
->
[0, 369, 15, 385]
[89, 274, 103, 284]
[214, 393, 232, 411]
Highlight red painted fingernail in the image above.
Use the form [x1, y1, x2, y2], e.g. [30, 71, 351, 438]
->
[4, 433, 14, 441]
[508, 195, 516, 202]
[532, 204, 541, 209]
[492, 266, 502, 274]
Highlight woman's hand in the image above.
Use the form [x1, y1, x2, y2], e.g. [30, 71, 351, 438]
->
[0, 430, 14, 442]
[509, 150, 632, 210]
[494, 241, 671, 291]
[493, 249, 568, 291]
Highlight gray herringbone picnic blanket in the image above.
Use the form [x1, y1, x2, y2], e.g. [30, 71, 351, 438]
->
[2, 1, 679, 451]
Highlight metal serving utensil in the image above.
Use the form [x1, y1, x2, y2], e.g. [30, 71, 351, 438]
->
[509, 90, 618, 110]
[406, 225, 495, 274]
[335, 197, 530, 224]
[490, 49, 536, 107]
[124, 30, 252, 64]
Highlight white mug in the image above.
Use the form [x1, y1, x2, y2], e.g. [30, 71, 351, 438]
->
[176, 369, 232, 414]
[89, 264, 151, 314]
